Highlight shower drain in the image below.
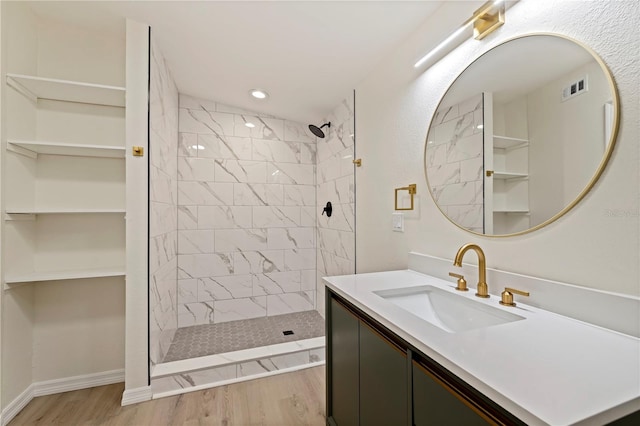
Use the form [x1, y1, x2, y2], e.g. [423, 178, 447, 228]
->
[282, 330, 294, 336]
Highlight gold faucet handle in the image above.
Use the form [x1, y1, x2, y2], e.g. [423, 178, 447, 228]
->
[448, 272, 468, 292]
[500, 287, 530, 307]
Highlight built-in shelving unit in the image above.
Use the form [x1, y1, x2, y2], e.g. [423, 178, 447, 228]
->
[7, 140, 125, 158]
[3, 72, 125, 286]
[6, 73, 125, 107]
[491, 140, 530, 221]
[491, 136, 530, 222]
[484, 92, 531, 234]
[1, 5, 133, 417]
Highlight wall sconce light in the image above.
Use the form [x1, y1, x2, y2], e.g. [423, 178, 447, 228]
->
[414, 0, 509, 69]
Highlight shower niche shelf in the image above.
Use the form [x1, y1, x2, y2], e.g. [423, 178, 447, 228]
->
[7, 140, 125, 159]
[6, 73, 126, 107]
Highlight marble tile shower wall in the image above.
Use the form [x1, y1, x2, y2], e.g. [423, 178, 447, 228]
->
[176, 95, 317, 328]
[426, 94, 484, 234]
[149, 37, 179, 366]
[316, 95, 356, 316]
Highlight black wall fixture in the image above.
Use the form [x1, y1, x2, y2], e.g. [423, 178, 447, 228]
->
[309, 122, 331, 138]
[322, 201, 333, 217]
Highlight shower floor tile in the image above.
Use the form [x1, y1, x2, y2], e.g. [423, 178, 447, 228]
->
[162, 310, 325, 363]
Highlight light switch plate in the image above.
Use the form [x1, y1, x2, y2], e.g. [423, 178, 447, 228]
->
[392, 212, 404, 232]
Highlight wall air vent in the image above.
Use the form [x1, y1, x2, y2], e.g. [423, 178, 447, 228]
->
[562, 75, 588, 102]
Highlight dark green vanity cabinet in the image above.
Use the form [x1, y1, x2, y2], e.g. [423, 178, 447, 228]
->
[359, 320, 408, 426]
[328, 296, 360, 426]
[326, 290, 525, 426]
[328, 296, 408, 426]
[412, 359, 492, 426]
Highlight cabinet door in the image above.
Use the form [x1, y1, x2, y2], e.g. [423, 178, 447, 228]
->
[413, 360, 490, 426]
[329, 298, 360, 426]
[359, 321, 408, 426]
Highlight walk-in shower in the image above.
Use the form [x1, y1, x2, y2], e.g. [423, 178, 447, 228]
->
[147, 35, 355, 396]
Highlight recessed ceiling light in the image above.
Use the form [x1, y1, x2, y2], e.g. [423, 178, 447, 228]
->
[250, 89, 268, 99]
[245, 122, 256, 128]
[190, 145, 205, 150]
[477, 124, 484, 129]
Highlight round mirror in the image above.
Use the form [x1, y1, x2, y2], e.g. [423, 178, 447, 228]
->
[424, 34, 619, 236]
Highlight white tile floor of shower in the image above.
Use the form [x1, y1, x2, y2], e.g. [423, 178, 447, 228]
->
[150, 311, 326, 398]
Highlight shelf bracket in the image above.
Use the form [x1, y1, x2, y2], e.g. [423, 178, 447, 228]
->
[6, 142, 38, 159]
[4, 213, 36, 222]
[6, 76, 37, 103]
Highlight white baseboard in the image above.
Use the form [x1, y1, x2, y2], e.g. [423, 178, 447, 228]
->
[121, 386, 153, 406]
[1, 369, 125, 426]
[1, 384, 35, 426]
[34, 369, 124, 397]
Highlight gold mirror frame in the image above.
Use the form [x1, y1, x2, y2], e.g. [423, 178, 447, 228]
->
[424, 33, 620, 237]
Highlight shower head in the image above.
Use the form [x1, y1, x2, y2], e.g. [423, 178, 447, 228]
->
[309, 122, 331, 138]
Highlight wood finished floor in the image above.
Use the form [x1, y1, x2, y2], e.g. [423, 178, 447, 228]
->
[9, 366, 326, 426]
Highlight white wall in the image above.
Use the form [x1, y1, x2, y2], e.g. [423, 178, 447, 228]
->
[0, 0, 3, 411]
[355, 0, 639, 296]
[529, 60, 611, 226]
[0, 0, 38, 408]
[124, 19, 150, 396]
[33, 278, 125, 381]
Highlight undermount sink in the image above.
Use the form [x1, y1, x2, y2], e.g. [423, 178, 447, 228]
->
[374, 285, 524, 333]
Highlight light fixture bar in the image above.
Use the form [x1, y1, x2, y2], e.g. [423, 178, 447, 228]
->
[414, 0, 509, 69]
[414, 20, 474, 68]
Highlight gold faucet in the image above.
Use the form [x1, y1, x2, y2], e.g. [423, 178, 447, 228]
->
[453, 243, 489, 298]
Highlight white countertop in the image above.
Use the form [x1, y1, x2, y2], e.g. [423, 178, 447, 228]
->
[324, 270, 640, 426]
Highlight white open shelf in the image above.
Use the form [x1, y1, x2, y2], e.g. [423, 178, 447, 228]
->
[6, 73, 125, 107]
[493, 209, 530, 213]
[7, 140, 125, 158]
[4, 267, 125, 285]
[493, 171, 528, 180]
[4, 209, 125, 221]
[5, 208, 124, 214]
[493, 135, 529, 150]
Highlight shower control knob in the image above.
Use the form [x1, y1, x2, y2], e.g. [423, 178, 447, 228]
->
[322, 201, 333, 217]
